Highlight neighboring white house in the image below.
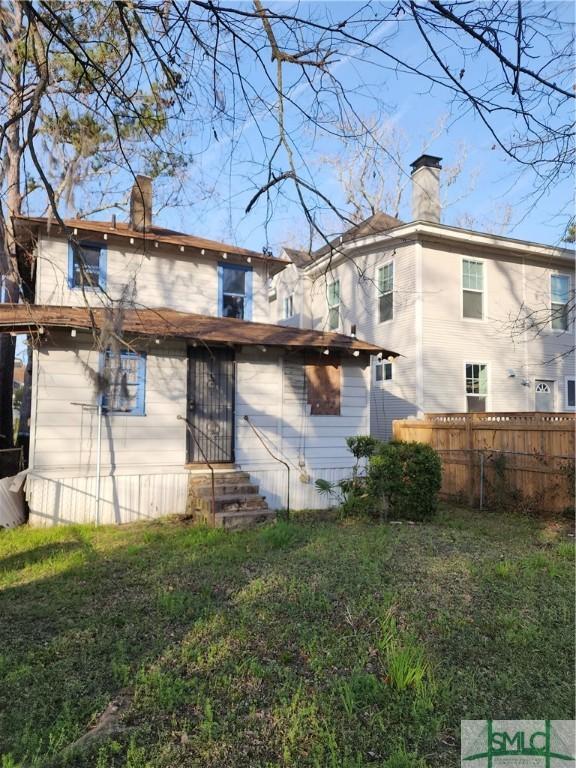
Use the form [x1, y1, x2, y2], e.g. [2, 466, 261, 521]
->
[2, 177, 396, 526]
[273, 155, 576, 439]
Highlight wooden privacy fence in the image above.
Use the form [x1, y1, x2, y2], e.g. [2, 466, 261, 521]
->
[392, 413, 575, 513]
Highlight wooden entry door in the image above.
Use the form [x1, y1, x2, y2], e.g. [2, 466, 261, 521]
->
[187, 347, 235, 463]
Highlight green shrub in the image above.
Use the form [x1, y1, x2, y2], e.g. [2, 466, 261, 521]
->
[367, 441, 442, 521]
[346, 435, 381, 478]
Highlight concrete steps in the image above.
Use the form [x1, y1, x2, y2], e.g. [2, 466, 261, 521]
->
[186, 470, 275, 529]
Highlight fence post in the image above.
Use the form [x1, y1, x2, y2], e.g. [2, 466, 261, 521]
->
[466, 414, 475, 506]
[479, 452, 484, 510]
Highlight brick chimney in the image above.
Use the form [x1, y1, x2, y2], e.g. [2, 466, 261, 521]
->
[129, 174, 153, 231]
[410, 154, 442, 223]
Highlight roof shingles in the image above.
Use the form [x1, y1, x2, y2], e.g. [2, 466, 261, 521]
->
[0, 304, 398, 357]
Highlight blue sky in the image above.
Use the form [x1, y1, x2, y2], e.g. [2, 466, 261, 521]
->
[31, 2, 570, 256]
[148, 1, 573, 255]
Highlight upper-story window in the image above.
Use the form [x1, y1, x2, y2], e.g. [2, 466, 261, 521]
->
[462, 259, 484, 319]
[375, 359, 392, 382]
[283, 294, 294, 319]
[551, 274, 570, 331]
[219, 264, 253, 320]
[377, 262, 394, 323]
[465, 362, 487, 412]
[68, 240, 106, 290]
[102, 349, 146, 416]
[327, 279, 340, 330]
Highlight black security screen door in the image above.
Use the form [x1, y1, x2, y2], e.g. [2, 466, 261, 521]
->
[187, 347, 235, 463]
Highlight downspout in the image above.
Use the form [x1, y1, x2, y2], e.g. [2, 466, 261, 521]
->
[95, 400, 102, 526]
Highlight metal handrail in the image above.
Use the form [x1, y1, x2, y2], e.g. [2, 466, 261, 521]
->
[243, 415, 290, 519]
[177, 415, 216, 526]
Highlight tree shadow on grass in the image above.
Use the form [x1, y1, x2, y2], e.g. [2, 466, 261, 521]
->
[0, 529, 98, 575]
[0, 517, 347, 766]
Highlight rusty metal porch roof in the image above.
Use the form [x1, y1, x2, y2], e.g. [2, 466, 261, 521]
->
[0, 304, 398, 357]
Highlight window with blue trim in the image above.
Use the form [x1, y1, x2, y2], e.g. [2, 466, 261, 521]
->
[218, 263, 253, 320]
[68, 240, 106, 289]
[102, 350, 146, 415]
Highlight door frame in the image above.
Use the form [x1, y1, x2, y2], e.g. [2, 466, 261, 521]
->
[186, 345, 236, 464]
[534, 379, 555, 412]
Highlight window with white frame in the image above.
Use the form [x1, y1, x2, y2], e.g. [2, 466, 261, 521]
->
[283, 294, 294, 319]
[219, 263, 253, 320]
[462, 259, 484, 319]
[102, 350, 146, 415]
[377, 262, 393, 322]
[375, 359, 392, 382]
[566, 377, 575, 409]
[465, 362, 487, 412]
[327, 280, 340, 330]
[551, 274, 570, 331]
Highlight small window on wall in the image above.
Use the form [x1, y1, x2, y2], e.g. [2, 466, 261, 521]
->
[219, 264, 253, 320]
[566, 378, 575, 409]
[377, 262, 394, 322]
[306, 360, 341, 415]
[375, 359, 392, 382]
[68, 241, 106, 289]
[283, 294, 294, 319]
[102, 350, 146, 415]
[551, 274, 570, 331]
[462, 259, 484, 319]
[327, 280, 340, 330]
[465, 362, 487, 412]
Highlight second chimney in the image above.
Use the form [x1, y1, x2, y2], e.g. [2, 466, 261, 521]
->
[130, 174, 153, 231]
[410, 154, 442, 223]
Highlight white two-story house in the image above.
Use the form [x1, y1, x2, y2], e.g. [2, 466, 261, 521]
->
[1, 176, 396, 526]
[273, 155, 575, 440]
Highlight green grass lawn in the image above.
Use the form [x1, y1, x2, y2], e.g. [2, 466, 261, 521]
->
[0, 507, 573, 768]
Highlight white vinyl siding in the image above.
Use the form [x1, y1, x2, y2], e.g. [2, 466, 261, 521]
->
[377, 262, 393, 322]
[27, 337, 371, 523]
[35, 235, 271, 323]
[30, 333, 187, 472]
[462, 259, 484, 319]
[301, 243, 418, 441]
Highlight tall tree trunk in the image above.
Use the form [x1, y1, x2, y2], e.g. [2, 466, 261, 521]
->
[0, 334, 16, 450]
[0, 4, 23, 450]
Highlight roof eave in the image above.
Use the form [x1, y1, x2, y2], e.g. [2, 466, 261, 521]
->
[13, 215, 291, 272]
[0, 304, 396, 357]
[302, 220, 574, 273]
